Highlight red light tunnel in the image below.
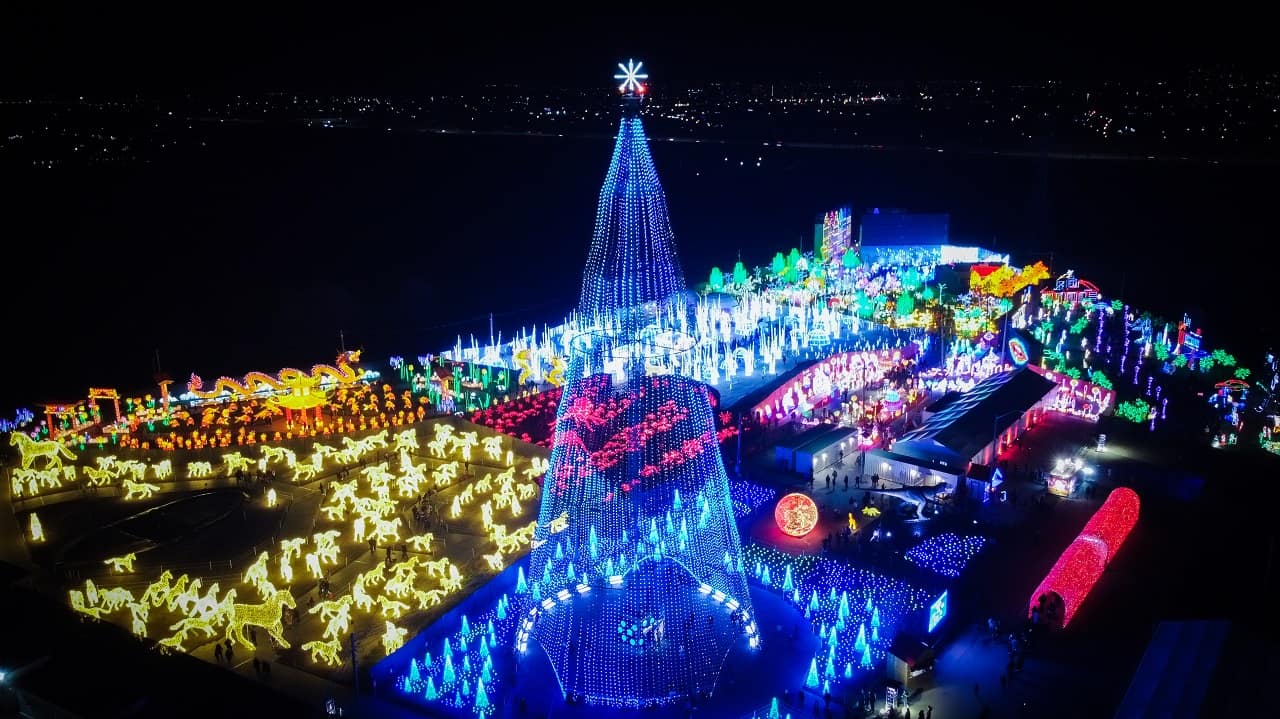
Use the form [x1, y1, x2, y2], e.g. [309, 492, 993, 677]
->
[1028, 487, 1140, 627]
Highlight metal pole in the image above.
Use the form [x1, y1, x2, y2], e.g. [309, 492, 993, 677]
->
[350, 632, 359, 697]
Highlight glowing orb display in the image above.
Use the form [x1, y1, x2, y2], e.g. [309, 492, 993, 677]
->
[774, 493, 819, 537]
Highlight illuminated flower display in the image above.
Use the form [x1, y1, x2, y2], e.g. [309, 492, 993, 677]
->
[774, 493, 819, 537]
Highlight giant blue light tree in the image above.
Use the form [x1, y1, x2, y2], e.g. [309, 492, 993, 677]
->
[525, 60, 756, 706]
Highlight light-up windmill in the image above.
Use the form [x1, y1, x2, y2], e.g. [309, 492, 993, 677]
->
[614, 58, 648, 95]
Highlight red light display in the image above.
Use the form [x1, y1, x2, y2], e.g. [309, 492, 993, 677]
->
[1078, 487, 1139, 564]
[1028, 488, 1140, 626]
[774, 493, 819, 537]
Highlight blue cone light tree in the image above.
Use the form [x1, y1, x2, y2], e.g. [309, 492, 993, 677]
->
[527, 60, 755, 706]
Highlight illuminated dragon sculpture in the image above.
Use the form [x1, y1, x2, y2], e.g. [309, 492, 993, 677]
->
[188, 351, 363, 409]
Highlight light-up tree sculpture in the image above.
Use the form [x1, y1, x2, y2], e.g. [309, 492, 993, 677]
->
[528, 60, 755, 707]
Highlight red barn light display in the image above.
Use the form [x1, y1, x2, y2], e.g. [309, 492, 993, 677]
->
[774, 493, 819, 537]
[1028, 487, 1140, 627]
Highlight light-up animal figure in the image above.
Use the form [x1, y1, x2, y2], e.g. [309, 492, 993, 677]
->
[442, 565, 464, 592]
[187, 461, 213, 478]
[421, 557, 451, 579]
[406, 533, 434, 552]
[450, 432, 479, 462]
[266, 488, 278, 507]
[413, 588, 447, 609]
[302, 637, 344, 666]
[122, 479, 160, 500]
[305, 552, 323, 579]
[99, 586, 136, 613]
[128, 601, 149, 637]
[141, 571, 174, 607]
[152, 459, 173, 480]
[313, 530, 341, 564]
[517, 481, 538, 500]
[280, 537, 307, 562]
[432, 462, 459, 487]
[173, 578, 203, 614]
[279, 554, 293, 583]
[483, 553, 505, 571]
[243, 552, 272, 595]
[190, 582, 225, 620]
[223, 452, 252, 475]
[104, 552, 137, 573]
[293, 463, 320, 482]
[481, 436, 503, 462]
[381, 620, 407, 656]
[8, 432, 76, 469]
[164, 574, 191, 611]
[260, 446, 297, 467]
[393, 428, 419, 452]
[377, 596, 410, 619]
[28, 512, 44, 542]
[224, 589, 296, 649]
[84, 466, 114, 486]
[69, 589, 102, 619]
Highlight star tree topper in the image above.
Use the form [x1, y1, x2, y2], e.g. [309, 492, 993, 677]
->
[614, 59, 648, 95]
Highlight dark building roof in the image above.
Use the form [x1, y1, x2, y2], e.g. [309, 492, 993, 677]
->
[775, 422, 843, 453]
[897, 368, 1057, 460]
[869, 439, 969, 476]
[859, 211, 950, 247]
[925, 391, 963, 414]
[1115, 620, 1240, 719]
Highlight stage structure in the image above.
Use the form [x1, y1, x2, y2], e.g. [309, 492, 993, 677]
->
[524, 60, 757, 706]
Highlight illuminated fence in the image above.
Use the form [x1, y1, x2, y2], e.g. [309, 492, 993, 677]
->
[1028, 487, 1140, 626]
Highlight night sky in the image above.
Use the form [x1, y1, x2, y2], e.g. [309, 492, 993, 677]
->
[3, 10, 1272, 95]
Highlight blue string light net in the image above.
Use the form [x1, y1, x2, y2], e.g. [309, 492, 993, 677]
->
[523, 84, 754, 707]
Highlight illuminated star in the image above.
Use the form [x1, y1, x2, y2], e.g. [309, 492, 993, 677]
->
[614, 59, 648, 94]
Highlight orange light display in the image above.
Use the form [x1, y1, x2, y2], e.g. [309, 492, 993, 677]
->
[774, 492, 819, 537]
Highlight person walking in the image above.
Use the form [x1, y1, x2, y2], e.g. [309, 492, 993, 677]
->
[214, 643, 223, 663]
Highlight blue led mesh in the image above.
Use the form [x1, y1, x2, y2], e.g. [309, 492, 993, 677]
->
[524, 92, 754, 706]
[579, 99, 686, 323]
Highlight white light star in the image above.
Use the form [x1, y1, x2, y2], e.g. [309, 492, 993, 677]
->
[614, 59, 648, 94]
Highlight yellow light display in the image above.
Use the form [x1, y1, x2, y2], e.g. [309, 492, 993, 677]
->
[279, 554, 293, 584]
[377, 595, 410, 618]
[69, 589, 103, 619]
[381, 620, 407, 656]
[243, 551, 271, 593]
[225, 590, 296, 649]
[84, 578, 99, 606]
[267, 488, 278, 507]
[84, 467, 113, 486]
[187, 461, 213, 478]
[99, 586, 136, 611]
[413, 588, 446, 609]
[442, 565, 464, 592]
[393, 428, 419, 452]
[122, 479, 160, 500]
[303, 637, 344, 666]
[483, 552, 505, 571]
[153, 459, 173, 480]
[451, 431, 479, 462]
[406, 533, 434, 552]
[861, 506, 882, 517]
[28, 512, 44, 542]
[141, 570, 174, 607]
[305, 552, 323, 579]
[9, 432, 76, 469]
[280, 537, 306, 562]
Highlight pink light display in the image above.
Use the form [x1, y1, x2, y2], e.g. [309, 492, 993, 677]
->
[1027, 488, 1140, 627]
[1077, 487, 1140, 563]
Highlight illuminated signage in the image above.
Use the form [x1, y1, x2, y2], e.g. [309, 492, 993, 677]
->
[928, 590, 948, 633]
[1008, 337, 1030, 367]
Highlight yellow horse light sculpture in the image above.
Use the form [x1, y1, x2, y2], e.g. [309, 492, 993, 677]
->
[187, 461, 213, 478]
[225, 589, 296, 649]
[8, 432, 76, 469]
[381, 620, 407, 656]
[104, 552, 137, 573]
[303, 637, 344, 666]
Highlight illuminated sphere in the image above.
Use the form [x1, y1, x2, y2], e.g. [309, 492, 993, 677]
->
[774, 493, 819, 537]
